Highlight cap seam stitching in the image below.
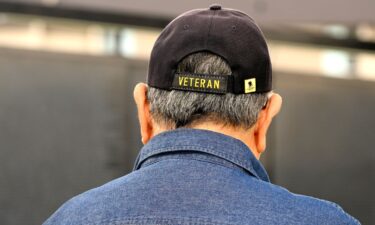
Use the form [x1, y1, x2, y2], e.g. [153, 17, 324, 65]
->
[205, 9, 217, 48]
[172, 86, 226, 94]
[175, 72, 229, 80]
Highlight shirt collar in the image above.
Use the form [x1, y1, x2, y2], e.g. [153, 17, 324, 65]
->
[133, 128, 270, 182]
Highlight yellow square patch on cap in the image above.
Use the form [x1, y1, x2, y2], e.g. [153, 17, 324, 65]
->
[244, 78, 256, 93]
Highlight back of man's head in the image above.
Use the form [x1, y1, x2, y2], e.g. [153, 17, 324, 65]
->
[134, 5, 282, 158]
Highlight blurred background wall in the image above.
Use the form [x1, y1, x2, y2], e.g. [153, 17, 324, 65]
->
[0, 1, 374, 224]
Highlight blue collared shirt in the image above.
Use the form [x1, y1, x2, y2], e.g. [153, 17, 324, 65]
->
[44, 128, 361, 225]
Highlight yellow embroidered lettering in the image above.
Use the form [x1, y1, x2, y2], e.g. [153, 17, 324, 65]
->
[207, 80, 212, 88]
[189, 77, 194, 86]
[183, 77, 188, 86]
[194, 78, 199, 87]
[200, 79, 206, 88]
[214, 80, 220, 89]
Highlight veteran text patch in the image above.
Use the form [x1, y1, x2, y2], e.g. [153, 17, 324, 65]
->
[172, 73, 230, 94]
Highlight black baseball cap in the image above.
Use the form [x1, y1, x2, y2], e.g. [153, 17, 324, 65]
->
[147, 4, 272, 94]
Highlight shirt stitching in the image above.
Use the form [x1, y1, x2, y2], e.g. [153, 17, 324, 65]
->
[138, 146, 260, 180]
[91, 216, 236, 225]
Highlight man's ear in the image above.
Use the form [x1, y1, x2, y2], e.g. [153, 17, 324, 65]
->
[254, 93, 282, 155]
[133, 83, 153, 144]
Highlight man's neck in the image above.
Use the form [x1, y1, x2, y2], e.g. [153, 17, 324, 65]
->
[154, 122, 260, 159]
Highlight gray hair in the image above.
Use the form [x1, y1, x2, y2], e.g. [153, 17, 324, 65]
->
[147, 52, 269, 129]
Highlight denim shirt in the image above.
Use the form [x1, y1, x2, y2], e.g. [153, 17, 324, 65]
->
[44, 128, 361, 225]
